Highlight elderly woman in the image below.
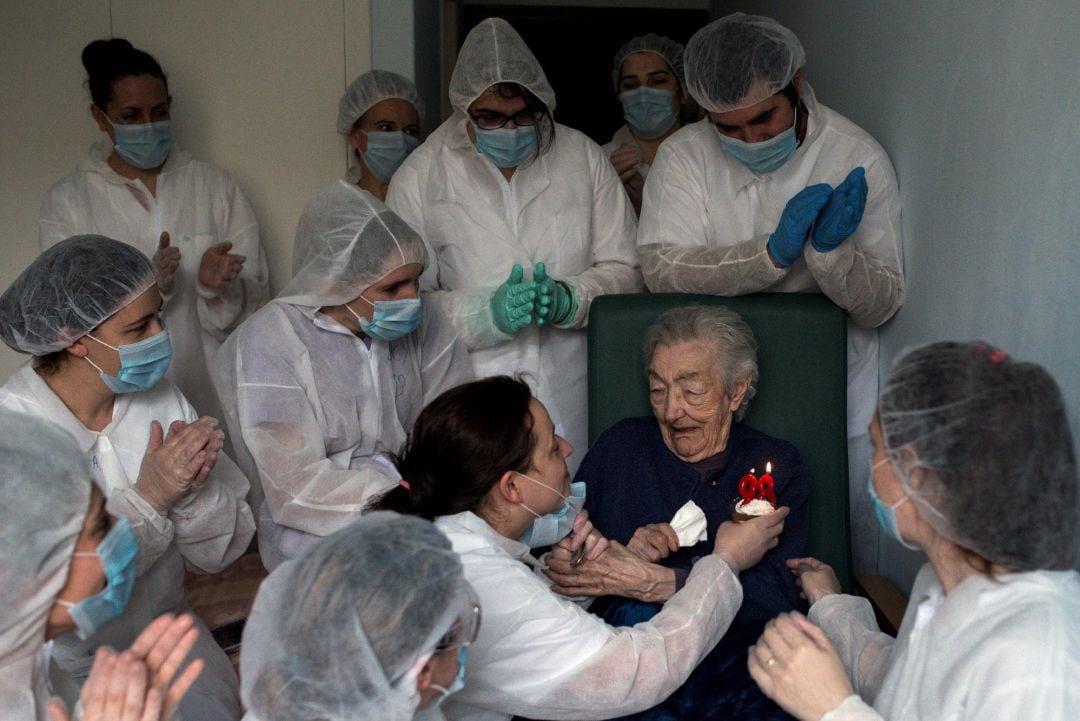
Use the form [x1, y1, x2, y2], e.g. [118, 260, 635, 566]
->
[602, 34, 696, 215]
[750, 342, 1080, 721]
[338, 69, 425, 201]
[0, 408, 205, 721]
[0, 236, 254, 721]
[371, 375, 788, 721]
[553, 305, 810, 720]
[213, 181, 472, 570]
[387, 18, 641, 469]
[239, 512, 479, 720]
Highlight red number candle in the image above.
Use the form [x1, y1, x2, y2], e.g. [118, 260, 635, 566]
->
[758, 461, 776, 505]
[738, 467, 759, 503]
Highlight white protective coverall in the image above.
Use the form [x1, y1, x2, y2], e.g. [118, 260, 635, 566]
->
[213, 182, 473, 571]
[0, 409, 90, 721]
[637, 85, 903, 574]
[808, 563, 1080, 720]
[387, 19, 641, 468]
[39, 141, 270, 423]
[432, 511, 742, 721]
[0, 366, 254, 720]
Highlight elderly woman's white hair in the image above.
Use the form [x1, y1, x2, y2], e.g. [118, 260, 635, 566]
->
[643, 305, 759, 420]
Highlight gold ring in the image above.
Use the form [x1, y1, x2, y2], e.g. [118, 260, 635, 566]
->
[766, 657, 776, 667]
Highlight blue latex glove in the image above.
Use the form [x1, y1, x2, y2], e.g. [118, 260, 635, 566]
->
[533, 262, 576, 325]
[768, 184, 833, 267]
[811, 167, 868, 253]
[490, 264, 536, 334]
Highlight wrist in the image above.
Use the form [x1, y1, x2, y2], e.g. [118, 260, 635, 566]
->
[766, 235, 793, 268]
[133, 483, 172, 515]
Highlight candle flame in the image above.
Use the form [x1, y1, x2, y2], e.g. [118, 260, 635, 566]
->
[766, 461, 772, 473]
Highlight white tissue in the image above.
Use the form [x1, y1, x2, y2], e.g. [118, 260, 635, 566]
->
[669, 500, 708, 546]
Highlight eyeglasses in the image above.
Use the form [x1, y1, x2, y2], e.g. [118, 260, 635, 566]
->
[468, 107, 544, 130]
[436, 583, 482, 651]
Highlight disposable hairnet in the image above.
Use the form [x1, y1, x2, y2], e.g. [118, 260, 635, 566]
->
[337, 69, 426, 135]
[244, 512, 470, 721]
[611, 34, 686, 92]
[684, 13, 805, 114]
[0, 235, 155, 355]
[278, 180, 427, 309]
[879, 341, 1080, 570]
[0, 409, 90, 661]
[449, 17, 556, 114]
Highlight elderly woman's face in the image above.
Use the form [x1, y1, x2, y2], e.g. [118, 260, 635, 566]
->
[648, 341, 747, 463]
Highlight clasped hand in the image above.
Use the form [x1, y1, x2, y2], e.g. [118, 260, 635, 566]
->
[135, 417, 223, 513]
[768, 166, 868, 267]
[490, 262, 575, 335]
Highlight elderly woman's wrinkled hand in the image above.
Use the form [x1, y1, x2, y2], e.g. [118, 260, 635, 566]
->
[546, 540, 677, 603]
[786, 557, 842, 605]
[749, 612, 854, 721]
[550, 510, 609, 566]
[135, 417, 223, 512]
[712, 507, 788, 572]
[627, 522, 680, 562]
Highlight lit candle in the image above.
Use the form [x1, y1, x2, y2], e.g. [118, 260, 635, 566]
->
[738, 467, 759, 503]
[758, 461, 776, 505]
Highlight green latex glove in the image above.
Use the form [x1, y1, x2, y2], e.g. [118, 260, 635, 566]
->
[533, 262, 576, 325]
[490, 264, 537, 335]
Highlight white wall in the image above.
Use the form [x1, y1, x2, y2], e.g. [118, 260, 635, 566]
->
[0, 0, 372, 379]
[723, 0, 1080, 587]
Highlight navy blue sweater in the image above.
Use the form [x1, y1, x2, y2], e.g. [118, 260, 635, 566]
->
[578, 416, 810, 624]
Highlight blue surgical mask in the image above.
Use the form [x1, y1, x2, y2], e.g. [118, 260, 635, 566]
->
[869, 458, 919, 550]
[429, 646, 468, 707]
[56, 517, 138, 641]
[619, 86, 678, 139]
[85, 328, 172, 393]
[517, 477, 586, 548]
[347, 296, 423, 342]
[716, 104, 798, 174]
[361, 131, 420, 183]
[473, 125, 537, 169]
[109, 118, 173, 170]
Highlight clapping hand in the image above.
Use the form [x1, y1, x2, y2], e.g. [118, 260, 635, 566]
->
[198, 242, 247, 291]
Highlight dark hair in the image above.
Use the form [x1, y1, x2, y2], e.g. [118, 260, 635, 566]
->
[370, 376, 536, 520]
[490, 82, 556, 157]
[32, 351, 65, 376]
[82, 38, 168, 109]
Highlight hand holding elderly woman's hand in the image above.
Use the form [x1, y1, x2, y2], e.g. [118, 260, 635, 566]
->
[712, 507, 789, 572]
[546, 539, 677, 603]
[627, 522, 680, 562]
[786, 557, 842, 605]
[550, 510, 609, 566]
[749, 612, 854, 721]
[135, 417, 223, 513]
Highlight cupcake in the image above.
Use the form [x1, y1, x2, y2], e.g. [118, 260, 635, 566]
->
[732, 497, 775, 523]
